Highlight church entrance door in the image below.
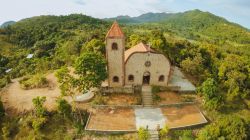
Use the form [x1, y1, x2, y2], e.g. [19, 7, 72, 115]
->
[143, 71, 150, 85]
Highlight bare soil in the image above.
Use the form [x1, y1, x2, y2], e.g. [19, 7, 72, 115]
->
[0, 73, 70, 114]
[161, 105, 207, 128]
[156, 91, 182, 104]
[104, 93, 141, 105]
[156, 91, 200, 105]
[86, 108, 136, 131]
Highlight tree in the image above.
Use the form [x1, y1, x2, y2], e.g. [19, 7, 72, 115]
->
[197, 115, 248, 140]
[74, 52, 107, 92]
[199, 78, 222, 110]
[81, 39, 105, 55]
[128, 34, 143, 48]
[181, 53, 204, 76]
[149, 30, 167, 52]
[55, 66, 78, 97]
[56, 52, 106, 125]
[32, 96, 47, 117]
[218, 54, 250, 101]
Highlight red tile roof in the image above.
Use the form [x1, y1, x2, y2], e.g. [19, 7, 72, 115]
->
[106, 21, 125, 38]
[125, 42, 156, 62]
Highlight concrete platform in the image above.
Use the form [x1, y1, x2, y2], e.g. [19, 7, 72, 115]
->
[168, 67, 196, 92]
[85, 105, 207, 132]
[134, 108, 166, 130]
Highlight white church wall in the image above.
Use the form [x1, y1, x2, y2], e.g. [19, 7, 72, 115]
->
[125, 52, 171, 86]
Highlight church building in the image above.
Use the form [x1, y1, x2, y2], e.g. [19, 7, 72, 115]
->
[105, 21, 171, 87]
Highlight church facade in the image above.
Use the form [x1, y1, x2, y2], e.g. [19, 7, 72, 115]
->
[105, 21, 171, 87]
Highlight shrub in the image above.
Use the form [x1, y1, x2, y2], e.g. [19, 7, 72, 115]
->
[91, 95, 106, 105]
[0, 76, 11, 89]
[138, 127, 150, 140]
[181, 95, 195, 102]
[1, 120, 19, 139]
[172, 130, 195, 140]
[2, 125, 11, 139]
[0, 98, 5, 117]
[152, 94, 161, 103]
[151, 85, 161, 94]
[159, 125, 169, 138]
[19, 74, 48, 90]
[56, 98, 72, 118]
[32, 117, 47, 132]
[32, 96, 47, 117]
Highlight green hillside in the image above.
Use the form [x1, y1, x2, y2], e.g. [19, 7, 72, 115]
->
[107, 10, 250, 44]
[0, 10, 250, 139]
[0, 14, 109, 82]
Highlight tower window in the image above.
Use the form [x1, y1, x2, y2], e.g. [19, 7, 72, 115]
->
[128, 75, 134, 82]
[112, 43, 118, 50]
[159, 75, 165, 82]
[113, 76, 119, 82]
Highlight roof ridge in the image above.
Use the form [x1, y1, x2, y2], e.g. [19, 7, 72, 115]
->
[124, 42, 157, 62]
[138, 42, 150, 51]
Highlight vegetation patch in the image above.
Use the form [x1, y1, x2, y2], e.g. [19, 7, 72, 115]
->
[91, 93, 141, 105]
[19, 74, 49, 90]
[0, 76, 11, 89]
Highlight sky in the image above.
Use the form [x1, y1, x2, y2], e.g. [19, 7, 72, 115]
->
[0, 0, 250, 28]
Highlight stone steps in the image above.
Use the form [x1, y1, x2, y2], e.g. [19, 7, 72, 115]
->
[142, 86, 153, 107]
[149, 130, 159, 140]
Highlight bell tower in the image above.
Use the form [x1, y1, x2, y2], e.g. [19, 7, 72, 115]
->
[105, 21, 125, 87]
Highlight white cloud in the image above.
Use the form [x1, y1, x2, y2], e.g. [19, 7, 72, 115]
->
[72, 0, 168, 18]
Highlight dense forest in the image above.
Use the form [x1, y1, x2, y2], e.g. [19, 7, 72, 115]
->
[0, 9, 250, 139]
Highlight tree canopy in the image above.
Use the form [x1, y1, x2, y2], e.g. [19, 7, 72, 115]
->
[74, 52, 107, 92]
[197, 115, 248, 140]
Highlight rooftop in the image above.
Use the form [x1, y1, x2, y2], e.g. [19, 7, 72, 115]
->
[106, 21, 125, 38]
[125, 42, 156, 62]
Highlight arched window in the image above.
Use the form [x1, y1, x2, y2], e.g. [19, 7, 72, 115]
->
[113, 76, 119, 82]
[128, 75, 134, 82]
[112, 42, 118, 50]
[159, 75, 165, 82]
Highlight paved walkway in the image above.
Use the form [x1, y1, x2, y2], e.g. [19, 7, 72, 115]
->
[135, 108, 166, 130]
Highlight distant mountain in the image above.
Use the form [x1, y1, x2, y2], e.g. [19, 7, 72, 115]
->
[0, 21, 16, 28]
[106, 9, 250, 44]
[104, 12, 173, 23]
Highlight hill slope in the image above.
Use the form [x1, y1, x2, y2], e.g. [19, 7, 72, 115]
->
[104, 12, 173, 23]
[0, 21, 16, 28]
[106, 10, 250, 44]
[4, 14, 107, 47]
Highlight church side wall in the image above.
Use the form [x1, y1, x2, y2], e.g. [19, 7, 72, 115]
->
[125, 52, 170, 86]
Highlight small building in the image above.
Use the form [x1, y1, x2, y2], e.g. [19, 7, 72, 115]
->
[105, 21, 171, 87]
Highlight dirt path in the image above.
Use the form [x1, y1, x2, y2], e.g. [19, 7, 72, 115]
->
[0, 73, 65, 114]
